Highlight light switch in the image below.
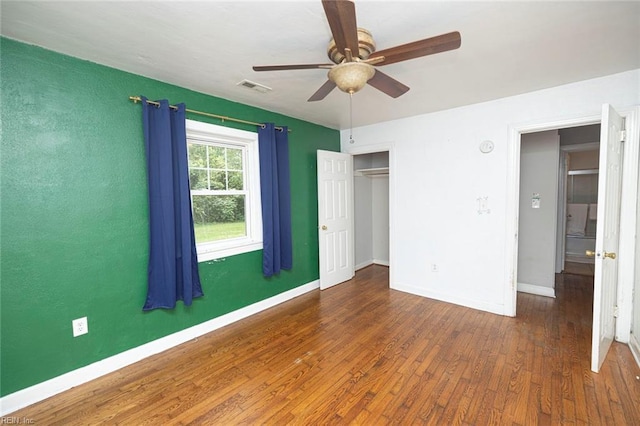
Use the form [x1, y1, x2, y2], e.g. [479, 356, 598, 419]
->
[532, 193, 541, 209]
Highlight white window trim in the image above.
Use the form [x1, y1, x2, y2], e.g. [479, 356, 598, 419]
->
[186, 119, 262, 262]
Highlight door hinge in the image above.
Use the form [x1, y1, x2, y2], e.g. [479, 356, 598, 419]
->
[620, 130, 626, 142]
[614, 305, 619, 318]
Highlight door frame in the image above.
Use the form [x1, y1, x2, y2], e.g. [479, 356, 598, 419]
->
[505, 107, 640, 343]
[344, 142, 396, 288]
[555, 149, 568, 274]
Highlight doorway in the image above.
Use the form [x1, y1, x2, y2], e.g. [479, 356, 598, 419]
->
[508, 105, 638, 372]
[353, 151, 389, 271]
[343, 142, 395, 288]
[516, 125, 601, 298]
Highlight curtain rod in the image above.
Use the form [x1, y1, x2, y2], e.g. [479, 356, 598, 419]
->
[128, 96, 288, 132]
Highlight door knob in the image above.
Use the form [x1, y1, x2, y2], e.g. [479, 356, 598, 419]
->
[585, 250, 616, 260]
[321, 225, 327, 230]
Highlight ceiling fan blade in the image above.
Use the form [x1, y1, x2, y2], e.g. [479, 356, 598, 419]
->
[322, 0, 359, 58]
[368, 31, 461, 66]
[253, 64, 333, 72]
[367, 70, 410, 98]
[308, 80, 337, 102]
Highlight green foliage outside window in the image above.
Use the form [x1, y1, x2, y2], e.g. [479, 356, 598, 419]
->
[191, 195, 245, 223]
[188, 142, 248, 243]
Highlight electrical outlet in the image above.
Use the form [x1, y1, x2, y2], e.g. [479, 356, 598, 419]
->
[431, 264, 438, 272]
[72, 317, 88, 337]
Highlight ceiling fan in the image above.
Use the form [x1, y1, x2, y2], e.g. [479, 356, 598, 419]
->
[253, 0, 461, 102]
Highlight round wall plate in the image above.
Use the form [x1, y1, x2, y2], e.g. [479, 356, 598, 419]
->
[480, 140, 494, 153]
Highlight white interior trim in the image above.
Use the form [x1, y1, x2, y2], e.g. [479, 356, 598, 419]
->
[506, 107, 639, 339]
[506, 114, 601, 317]
[186, 119, 263, 262]
[517, 282, 556, 298]
[393, 281, 505, 316]
[0, 280, 320, 416]
[344, 141, 396, 288]
[630, 333, 640, 369]
[355, 260, 374, 271]
[615, 106, 640, 342]
[355, 259, 389, 271]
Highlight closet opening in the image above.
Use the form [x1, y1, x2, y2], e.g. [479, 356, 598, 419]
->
[353, 151, 389, 272]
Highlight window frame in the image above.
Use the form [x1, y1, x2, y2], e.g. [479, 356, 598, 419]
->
[186, 119, 262, 262]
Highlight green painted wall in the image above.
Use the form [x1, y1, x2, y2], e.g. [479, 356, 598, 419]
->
[0, 38, 339, 397]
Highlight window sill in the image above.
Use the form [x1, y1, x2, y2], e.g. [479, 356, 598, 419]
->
[197, 241, 263, 262]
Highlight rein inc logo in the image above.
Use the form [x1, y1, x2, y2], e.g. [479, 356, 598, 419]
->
[0, 418, 34, 424]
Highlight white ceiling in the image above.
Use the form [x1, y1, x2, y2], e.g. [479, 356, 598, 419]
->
[2, 1, 639, 130]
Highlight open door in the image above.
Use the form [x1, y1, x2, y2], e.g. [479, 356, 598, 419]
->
[590, 104, 625, 372]
[317, 150, 354, 290]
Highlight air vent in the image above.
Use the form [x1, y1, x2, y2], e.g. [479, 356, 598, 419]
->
[237, 79, 272, 93]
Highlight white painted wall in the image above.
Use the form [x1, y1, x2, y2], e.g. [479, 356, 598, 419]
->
[354, 155, 374, 269]
[342, 69, 640, 316]
[354, 175, 373, 269]
[518, 131, 560, 296]
[372, 176, 389, 265]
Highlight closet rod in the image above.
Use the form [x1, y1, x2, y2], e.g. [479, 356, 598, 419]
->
[128, 96, 289, 132]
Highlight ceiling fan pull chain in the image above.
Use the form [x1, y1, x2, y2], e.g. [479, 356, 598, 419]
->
[349, 93, 355, 144]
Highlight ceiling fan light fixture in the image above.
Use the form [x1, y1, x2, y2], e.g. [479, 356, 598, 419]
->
[328, 62, 375, 94]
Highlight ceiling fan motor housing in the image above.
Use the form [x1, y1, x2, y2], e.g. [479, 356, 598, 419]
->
[327, 28, 375, 64]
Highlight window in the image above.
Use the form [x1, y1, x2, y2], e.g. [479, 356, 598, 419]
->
[186, 119, 262, 261]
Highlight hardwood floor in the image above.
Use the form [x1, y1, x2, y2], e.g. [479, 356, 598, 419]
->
[562, 261, 595, 277]
[10, 265, 640, 424]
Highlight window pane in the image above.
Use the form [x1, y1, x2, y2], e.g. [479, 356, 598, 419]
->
[191, 195, 246, 243]
[210, 170, 226, 190]
[189, 169, 208, 190]
[228, 171, 244, 190]
[227, 148, 243, 170]
[188, 143, 207, 167]
[208, 146, 225, 169]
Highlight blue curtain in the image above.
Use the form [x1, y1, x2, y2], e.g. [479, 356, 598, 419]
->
[141, 97, 203, 310]
[258, 123, 293, 277]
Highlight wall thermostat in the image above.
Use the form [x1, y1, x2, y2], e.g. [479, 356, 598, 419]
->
[479, 140, 494, 153]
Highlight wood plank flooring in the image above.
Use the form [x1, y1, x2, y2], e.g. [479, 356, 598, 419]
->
[10, 265, 640, 424]
[563, 261, 595, 277]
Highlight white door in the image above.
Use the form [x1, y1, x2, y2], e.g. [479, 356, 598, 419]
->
[591, 104, 625, 372]
[317, 150, 354, 290]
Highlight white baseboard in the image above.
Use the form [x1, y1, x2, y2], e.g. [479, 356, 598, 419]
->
[355, 259, 389, 271]
[391, 282, 506, 316]
[565, 254, 595, 264]
[0, 280, 320, 416]
[517, 282, 556, 298]
[630, 333, 640, 370]
[355, 260, 374, 271]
